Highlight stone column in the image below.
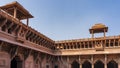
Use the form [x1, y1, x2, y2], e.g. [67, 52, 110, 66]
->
[118, 63, 120, 68]
[27, 18, 29, 26]
[80, 64, 82, 68]
[14, 7, 17, 18]
[79, 56, 82, 68]
[92, 64, 94, 68]
[68, 63, 71, 68]
[91, 55, 94, 68]
[67, 56, 70, 68]
[103, 29, 106, 38]
[104, 54, 107, 68]
[92, 30, 94, 38]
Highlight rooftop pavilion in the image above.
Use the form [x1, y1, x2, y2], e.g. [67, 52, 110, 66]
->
[0, 1, 33, 26]
[89, 23, 108, 38]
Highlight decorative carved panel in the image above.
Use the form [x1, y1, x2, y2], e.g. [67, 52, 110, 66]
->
[95, 41, 104, 51]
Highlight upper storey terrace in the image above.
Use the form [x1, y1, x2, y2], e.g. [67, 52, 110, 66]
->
[55, 24, 120, 55]
[0, 1, 55, 55]
[0, 1, 120, 56]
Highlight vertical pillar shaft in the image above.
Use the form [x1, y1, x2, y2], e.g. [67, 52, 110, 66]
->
[92, 64, 94, 68]
[14, 7, 17, 18]
[118, 63, 120, 68]
[109, 40, 110, 47]
[67, 56, 70, 68]
[27, 18, 29, 26]
[92, 30, 94, 38]
[69, 64, 71, 68]
[79, 56, 82, 68]
[105, 54, 107, 68]
[104, 29, 106, 38]
[118, 39, 120, 46]
[80, 64, 82, 68]
[91, 55, 94, 68]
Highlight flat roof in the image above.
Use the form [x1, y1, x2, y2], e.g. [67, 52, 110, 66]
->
[0, 1, 33, 20]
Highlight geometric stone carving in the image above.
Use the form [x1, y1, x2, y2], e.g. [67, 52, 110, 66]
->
[95, 42, 104, 51]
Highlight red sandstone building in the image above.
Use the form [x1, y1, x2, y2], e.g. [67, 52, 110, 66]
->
[0, 1, 120, 68]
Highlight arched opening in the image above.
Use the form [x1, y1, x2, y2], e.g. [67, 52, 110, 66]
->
[94, 60, 104, 68]
[107, 60, 118, 68]
[71, 61, 79, 68]
[82, 61, 91, 68]
[54, 65, 58, 68]
[11, 56, 23, 68]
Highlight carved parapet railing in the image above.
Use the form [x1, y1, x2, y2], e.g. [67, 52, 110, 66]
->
[16, 36, 25, 43]
[0, 8, 19, 23]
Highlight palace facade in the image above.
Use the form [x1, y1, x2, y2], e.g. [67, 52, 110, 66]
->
[0, 1, 120, 68]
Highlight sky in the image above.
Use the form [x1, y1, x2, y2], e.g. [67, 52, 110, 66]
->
[0, 0, 120, 41]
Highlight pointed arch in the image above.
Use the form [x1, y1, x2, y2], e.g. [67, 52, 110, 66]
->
[107, 60, 118, 68]
[94, 60, 104, 68]
[11, 56, 23, 68]
[82, 60, 91, 68]
[71, 60, 80, 68]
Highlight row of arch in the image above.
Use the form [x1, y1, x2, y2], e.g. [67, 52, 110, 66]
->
[9, 55, 119, 68]
[72, 60, 118, 68]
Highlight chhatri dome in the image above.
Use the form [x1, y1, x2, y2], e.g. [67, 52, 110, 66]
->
[89, 23, 108, 34]
[89, 23, 108, 38]
[91, 23, 107, 29]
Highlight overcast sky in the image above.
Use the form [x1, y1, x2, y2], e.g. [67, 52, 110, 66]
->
[0, 0, 120, 40]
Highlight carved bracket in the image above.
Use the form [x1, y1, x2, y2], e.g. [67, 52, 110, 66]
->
[33, 51, 39, 62]
[0, 42, 4, 51]
[10, 46, 19, 60]
[24, 49, 32, 60]
[16, 26, 28, 43]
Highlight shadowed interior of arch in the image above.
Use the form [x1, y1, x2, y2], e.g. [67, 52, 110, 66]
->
[71, 60, 80, 68]
[94, 60, 104, 68]
[11, 56, 23, 68]
[107, 60, 118, 68]
[82, 61, 91, 68]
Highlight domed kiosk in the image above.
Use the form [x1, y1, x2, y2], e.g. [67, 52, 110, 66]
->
[89, 23, 108, 38]
[89, 23, 108, 51]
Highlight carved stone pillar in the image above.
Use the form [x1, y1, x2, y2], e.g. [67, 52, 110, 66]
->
[79, 56, 82, 68]
[92, 30, 94, 38]
[14, 7, 17, 18]
[104, 54, 107, 68]
[104, 64, 107, 68]
[91, 55, 94, 68]
[118, 63, 120, 68]
[80, 64, 82, 68]
[92, 64, 94, 68]
[67, 56, 70, 68]
[68, 63, 71, 68]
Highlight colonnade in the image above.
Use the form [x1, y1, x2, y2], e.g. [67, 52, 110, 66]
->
[65, 55, 120, 68]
